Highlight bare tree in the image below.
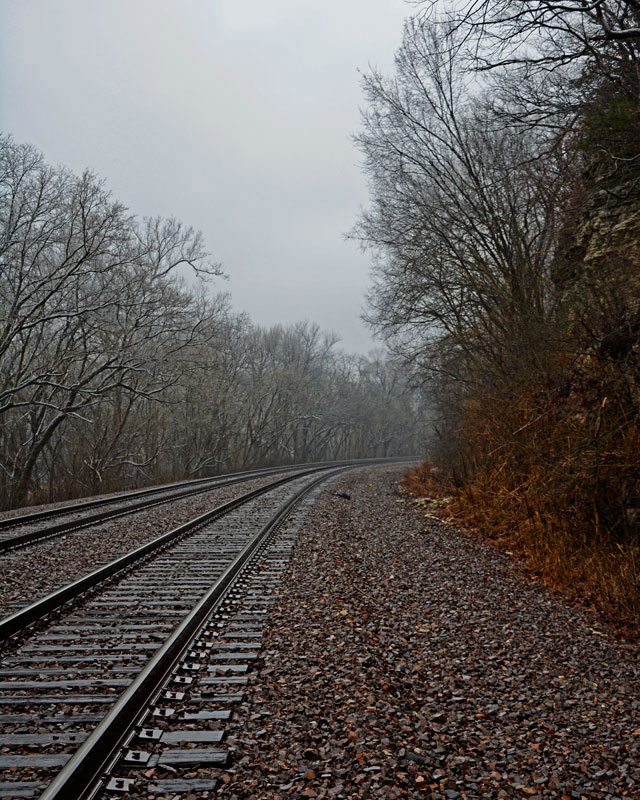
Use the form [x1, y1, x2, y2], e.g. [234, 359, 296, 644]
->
[417, 1, 640, 134]
[352, 20, 563, 397]
[0, 135, 222, 505]
[420, 0, 640, 79]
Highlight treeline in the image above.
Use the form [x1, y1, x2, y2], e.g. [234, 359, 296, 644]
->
[355, 2, 640, 623]
[0, 135, 425, 510]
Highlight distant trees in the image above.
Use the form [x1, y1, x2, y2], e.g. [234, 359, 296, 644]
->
[166, 321, 426, 477]
[0, 134, 425, 508]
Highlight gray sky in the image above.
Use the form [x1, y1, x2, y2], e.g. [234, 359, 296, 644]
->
[0, 0, 410, 353]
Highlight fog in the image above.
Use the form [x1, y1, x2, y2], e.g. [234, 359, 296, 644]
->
[0, 0, 410, 352]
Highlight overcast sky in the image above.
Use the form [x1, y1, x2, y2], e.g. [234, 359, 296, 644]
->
[0, 0, 411, 353]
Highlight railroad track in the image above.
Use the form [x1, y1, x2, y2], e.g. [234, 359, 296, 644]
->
[0, 458, 405, 555]
[0, 463, 312, 554]
[0, 461, 366, 799]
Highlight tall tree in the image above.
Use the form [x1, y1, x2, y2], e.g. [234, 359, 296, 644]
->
[353, 20, 562, 393]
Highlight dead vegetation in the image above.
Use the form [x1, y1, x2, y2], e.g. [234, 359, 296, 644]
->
[402, 366, 640, 634]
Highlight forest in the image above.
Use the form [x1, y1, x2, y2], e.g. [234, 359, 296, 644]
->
[0, 133, 426, 509]
[355, 0, 640, 625]
[3, 0, 639, 626]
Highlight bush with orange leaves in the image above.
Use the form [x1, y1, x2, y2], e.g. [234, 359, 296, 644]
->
[404, 353, 640, 632]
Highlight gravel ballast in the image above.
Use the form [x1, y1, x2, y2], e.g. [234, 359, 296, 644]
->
[0, 472, 299, 618]
[217, 465, 639, 800]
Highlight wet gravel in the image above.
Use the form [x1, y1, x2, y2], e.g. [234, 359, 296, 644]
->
[218, 466, 639, 800]
[0, 472, 298, 617]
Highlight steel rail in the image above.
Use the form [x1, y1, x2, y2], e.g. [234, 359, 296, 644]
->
[0, 464, 304, 532]
[0, 466, 304, 555]
[0, 464, 332, 643]
[38, 466, 345, 800]
[0, 457, 413, 531]
[0, 457, 414, 641]
[0, 457, 412, 554]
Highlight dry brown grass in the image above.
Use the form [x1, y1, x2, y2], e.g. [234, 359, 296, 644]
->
[404, 367, 640, 636]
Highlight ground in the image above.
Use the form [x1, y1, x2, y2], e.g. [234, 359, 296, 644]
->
[217, 465, 639, 800]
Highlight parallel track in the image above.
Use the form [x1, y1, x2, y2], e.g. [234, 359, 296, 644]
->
[0, 463, 355, 799]
[0, 466, 330, 642]
[0, 464, 303, 554]
[0, 458, 406, 554]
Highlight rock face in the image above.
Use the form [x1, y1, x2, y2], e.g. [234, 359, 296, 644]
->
[576, 180, 640, 266]
[554, 176, 640, 320]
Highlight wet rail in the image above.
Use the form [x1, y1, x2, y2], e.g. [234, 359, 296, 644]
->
[0, 462, 356, 799]
[0, 463, 309, 554]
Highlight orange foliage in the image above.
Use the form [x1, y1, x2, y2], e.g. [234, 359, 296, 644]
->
[404, 363, 640, 635]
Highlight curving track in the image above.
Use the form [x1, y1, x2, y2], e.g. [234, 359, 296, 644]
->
[0, 463, 322, 554]
[0, 459, 407, 555]
[0, 460, 385, 799]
